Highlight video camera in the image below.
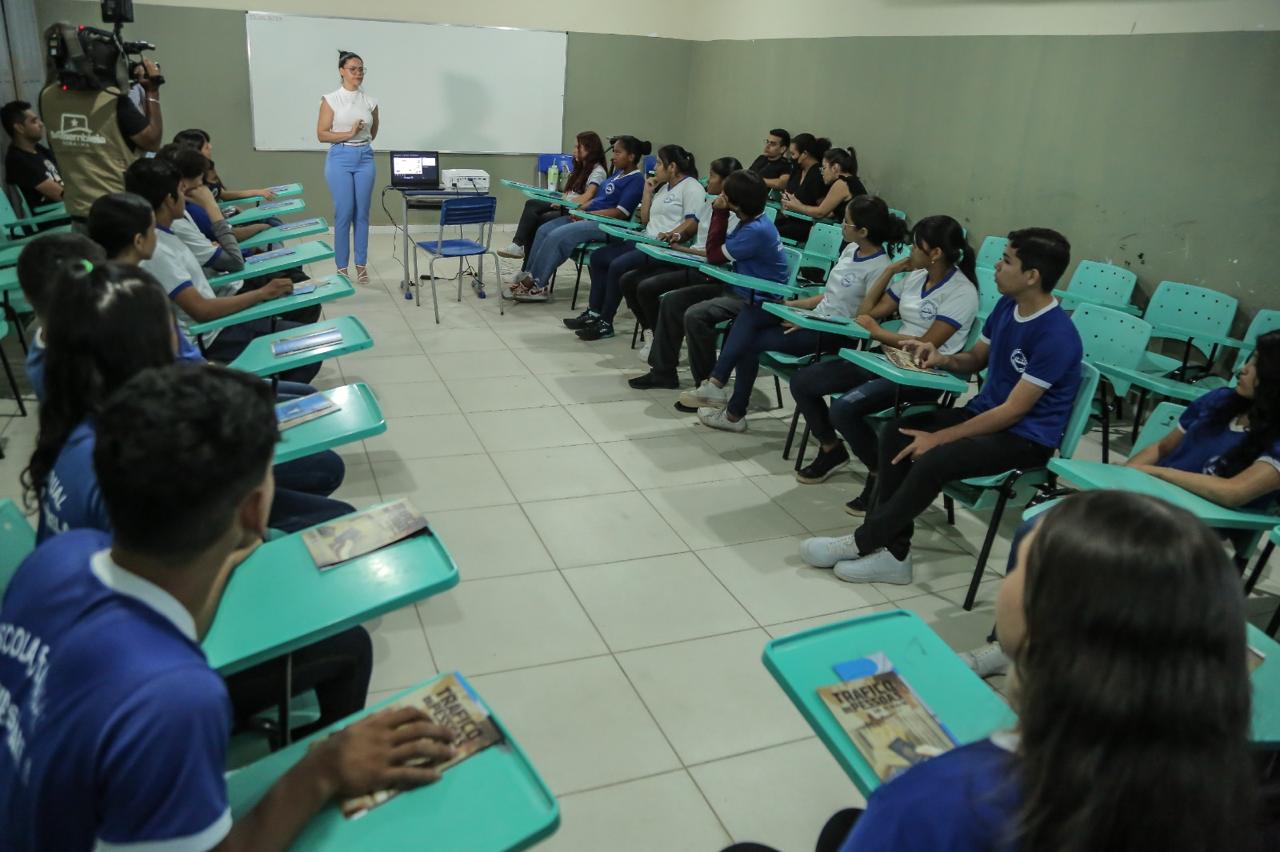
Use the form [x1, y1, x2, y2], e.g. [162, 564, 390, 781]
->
[46, 0, 163, 92]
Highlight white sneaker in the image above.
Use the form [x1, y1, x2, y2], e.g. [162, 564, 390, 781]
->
[698, 406, 746, 433]
[834, 549, 913, 584]
[799, 533, 861, 568]
[679, 380, 728, 410]
[497, 242, 524, 259]
[638, 340, 652, 362]
[958, 641, 1012, 678]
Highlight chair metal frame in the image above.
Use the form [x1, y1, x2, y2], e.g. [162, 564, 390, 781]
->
[411, 196, 505, 322]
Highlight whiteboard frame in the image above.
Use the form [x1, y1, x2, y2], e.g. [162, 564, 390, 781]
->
[244, 10, 570, 155]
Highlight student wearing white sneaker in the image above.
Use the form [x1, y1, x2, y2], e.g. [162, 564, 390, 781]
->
[500, 131, 608, 262]
[800, 228, 1082, 584]
[791, 214, 977, 513]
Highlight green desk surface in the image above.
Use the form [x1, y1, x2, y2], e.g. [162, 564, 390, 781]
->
[839, 348, 969, 394]
[227, 197, 307, 225]
[274, 383, 386, 464]
[1247, 624, 1280, 745]
[499, 178, 548, 193]
[220, 183, 304, 208]
[698, 263, 799, 300]
[192, 273, 353, 336]
[207, 240, 335, 290]
[204, 507, 459, 674]
[762, 303, 870, 339]
[598, 223, 667, 246]
[1149, 322, 1244, 352]
[571, 210, 640, 229]
[764, 610, 1016, 794]
[512, 185, 580, 209]
[228, 315, 372, 378]
[239, 217, 329, 251]
[1094, 362, 1212, 403]
[225, 672, 559, 851]
[636, 243, 707, 270]
[2, 206, 70, 234]
[1047, 459, 1278, 531]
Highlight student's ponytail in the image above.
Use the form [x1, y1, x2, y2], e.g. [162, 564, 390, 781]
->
[912, 214, 977, 283]
[823, 146, 858, 177]
[847, 195, 908, 256]
[658, 144, 698, 179]
[612, 135, 651, 169]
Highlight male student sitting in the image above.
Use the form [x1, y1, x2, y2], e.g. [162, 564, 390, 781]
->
[122, 158, 321, 384]
[15, 232, 106, 400]
[1, 101, 63, 215]
[800, 228, 1083, 584]
[157, 143, 245, 274]
[748, 128, 793, 192]
[0, 363, 454, 851]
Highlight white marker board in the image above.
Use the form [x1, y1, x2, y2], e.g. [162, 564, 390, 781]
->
[244, 12, 567, 153]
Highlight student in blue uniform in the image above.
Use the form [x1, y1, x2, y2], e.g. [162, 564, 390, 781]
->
[0, 363, 456, 852]
[800, 228, 1082, 584]
[511, 135, 650, 302]
[725, 491, 1260, 852]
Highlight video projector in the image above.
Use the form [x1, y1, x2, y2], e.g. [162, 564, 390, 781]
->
[440, 169, 490, 192]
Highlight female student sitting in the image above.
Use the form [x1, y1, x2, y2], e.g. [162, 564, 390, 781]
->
[727, 490, 1262, 852]
[775, 133, 831, 244]
[791, 215, 979, 514]
[566, 144, 705, 341]
[23, 260, 354, 538]
[499, 131, 608, 262]
[780, 146, 867, 226]
[510, 135, 650, 302]
[961, 329, 1280, 678]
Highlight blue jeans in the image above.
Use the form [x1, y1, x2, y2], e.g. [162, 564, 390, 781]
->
[588, 243, 652, 323]
[526, 218, 603, 286]
[710, 304, 828, 417]
[270, 449, 353, 533]
[324, 144, 375, 268]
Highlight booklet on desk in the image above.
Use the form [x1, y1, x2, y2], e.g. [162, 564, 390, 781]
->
[341, 673, 502, 820]
[302, 498, 431, 569]
[271, 327, 342, 357]
[819, 652, 956, 783]
[882, 346, 945, 375]
[276, 392, 338, 429]
[247, 246, 297, 264]
[290, 281, 318, 296]
[278, 217, 323, 232]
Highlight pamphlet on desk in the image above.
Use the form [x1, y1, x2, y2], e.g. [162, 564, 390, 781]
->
[818, 652, 956, 782]
[302, 498, 432, 569]
[277, 217, 323, 232]
[271, 327, 343, 358]
[340, 673, 503, 820]
[276, 392, 339, 430]
[882, 346, 946, 375]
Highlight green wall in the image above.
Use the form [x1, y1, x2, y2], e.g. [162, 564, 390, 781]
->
[683, 32, 1280, 317]
[36, 2, 692, 225]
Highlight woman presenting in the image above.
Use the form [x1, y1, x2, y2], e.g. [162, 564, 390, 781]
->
[317, 50, 379, 284]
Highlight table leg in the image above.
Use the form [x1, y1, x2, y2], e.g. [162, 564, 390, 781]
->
[277, 652, 294, 748]
[402, 192, 411, 295]
[1099, 382, 1111, 464]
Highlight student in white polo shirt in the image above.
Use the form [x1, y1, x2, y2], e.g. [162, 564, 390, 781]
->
[0, 363, 456, 852]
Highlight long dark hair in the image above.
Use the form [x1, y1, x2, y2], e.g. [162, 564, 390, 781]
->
[1205, 329, 1280, 478]
[566, 131, 606, 195]
[846, 195, 907, 257]
[657, 144, 697, 180]
[911, 214, 977, 283]
[1014, 491, 1256, 852]
[823, 146, 858, 177]
[709, 156, 743, 181]
[791, 133, 831, 163]
[22, 262, 176, 511]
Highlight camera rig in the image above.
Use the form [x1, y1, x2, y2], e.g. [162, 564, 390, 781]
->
[46, 0, 163, 92]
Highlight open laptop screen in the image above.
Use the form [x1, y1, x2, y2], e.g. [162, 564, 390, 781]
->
[390, 151, 440, 189]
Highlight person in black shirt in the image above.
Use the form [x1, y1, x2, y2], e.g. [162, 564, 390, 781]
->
[777, 132, 830, 243]
[1, 100, 63, 212]
[748, 128, 792, 191]
[782, 146, 868, 224]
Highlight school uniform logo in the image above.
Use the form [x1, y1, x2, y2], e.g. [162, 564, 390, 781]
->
[604, 183, 615, 195]
[919, 300, 937, 322]
[1010, 349, 1029, 372]
[1203, 454, 1222, 476]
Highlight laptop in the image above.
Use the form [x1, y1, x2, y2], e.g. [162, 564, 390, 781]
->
[390, 151, 440, 190]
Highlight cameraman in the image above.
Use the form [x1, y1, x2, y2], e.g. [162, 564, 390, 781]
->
[38, 23, 163, 222]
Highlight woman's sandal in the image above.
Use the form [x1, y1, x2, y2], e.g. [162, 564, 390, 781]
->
[355, 265, 370, 285]
[337, 266, 350, 280]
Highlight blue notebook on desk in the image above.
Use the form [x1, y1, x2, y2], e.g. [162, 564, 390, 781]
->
[272, 328, 342, 357]
[248, 247, 296, 264]
[278, 217, 323, 232]
[291, 282, 317, 296]
[257, 200, 295, 211]
[276, 393, 339, 428]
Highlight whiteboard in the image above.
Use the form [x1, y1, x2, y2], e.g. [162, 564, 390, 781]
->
[244, 12, 567, 153]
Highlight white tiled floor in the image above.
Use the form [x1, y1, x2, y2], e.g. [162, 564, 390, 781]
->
[3, 234, 1277, 850]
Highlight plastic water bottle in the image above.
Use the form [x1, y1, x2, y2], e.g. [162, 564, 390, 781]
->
[546, 162, 559, 192]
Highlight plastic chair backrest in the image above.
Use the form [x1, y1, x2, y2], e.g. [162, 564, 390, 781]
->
[889, 208, 907, 221]
[1233, 309, 1280, 372]
[802, 222, 843, 260]
[0, 193, 17, 229]
[439, 195, 498, 228]
[1131, 401, 1186, 457]
[1142, 280, 1238, 360]
[1059, 361, 1102, 459]
[763, 206, 777, 223]
[0, 500, 35, 599]
[975, 236, 1007, 271]
[890, 241, 912, 263]
[1070, 303, 1153, 370]
[782, 246, 803, 286]
[975, 267, 1001, 317]
[1064, 261, 1137, 310]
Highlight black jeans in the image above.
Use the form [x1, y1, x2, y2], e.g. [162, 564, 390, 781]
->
[854, 409, 1053, 560]
[205, 317, 323, 385]
[622, 265, 690, 331]
[224, 625, 373, 739]
[648, 281, 744, 383]
[722, 808, 862, 852]
[270, 448, 354, 533]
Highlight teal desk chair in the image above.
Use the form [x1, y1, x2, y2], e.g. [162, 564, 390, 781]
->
[763, 206, 778, 224]
[1198, 309, 1280, 393]
[1054, 260, 1140, 316]
[207, 240, 335, 291]
[1070, 303, 1154, 461]
[888, 208, 907, 221]
[974, 267, 1000, 323]
[571, 209, 641, 230]
[0, 499, 35, 598]
[1252, 527, 1280, 637]
[1138, 280, 1240, 379]
[763, 610, 1016, 794]
[238, 217, 329, 251]
[697, 244, 804, 301]
[191, 273, 353, 347]
[974, 235, 1008, 272]
[552, 208, 642, 310]
[797, 222, 843, 279]
[945, 362, 1101, 610]
[0, 193, 70, 239]
[226, 198, 306, 226]
[219, 183, 304, 208]
[274, 383, 386, 464]
[225, 673, 560, 851]
[598, 222, 668, 248]
[636, 243, 706, 270]
[227, 315, 373, 381]
[1129, 401, 1186, 456]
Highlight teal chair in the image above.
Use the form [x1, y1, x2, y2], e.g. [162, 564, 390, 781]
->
[974, 236, 1007, 272]
[763, 206, 778, 224]
[1070, 303, 1153, 462]
[0, 499, 35, 598]
[889, 208, 907, 222]
[1137, 280, 1238, 379]
[797, 222, 844, 280]
[974, 267, 1001, 323]
[1129, 401, 1185, 457]
[945, 361, 1101, 610]
[1199, 309, 1280, 391]
[0, 316, 28, 418]
[0, 192, 70, 241]
[1054, 260, 1140, 315]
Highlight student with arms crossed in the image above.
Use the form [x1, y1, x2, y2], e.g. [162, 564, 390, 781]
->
[0, 100, 63, 212]
[749, 128, 793, 191]
[800, 228, 1081, 584]
[499, 130, 608, 262]
[0, 362, 455, 852]
[791, 213, 976, 515]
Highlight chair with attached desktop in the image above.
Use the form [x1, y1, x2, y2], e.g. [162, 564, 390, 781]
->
[1069, 303, 1154, 462]
[1054, 260, 1140, 315]
[1136, 280, 1239, 380]
[974, 235, 1007, 272]
[411, 195, 505, 323]
[797, 222, 844, 280]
